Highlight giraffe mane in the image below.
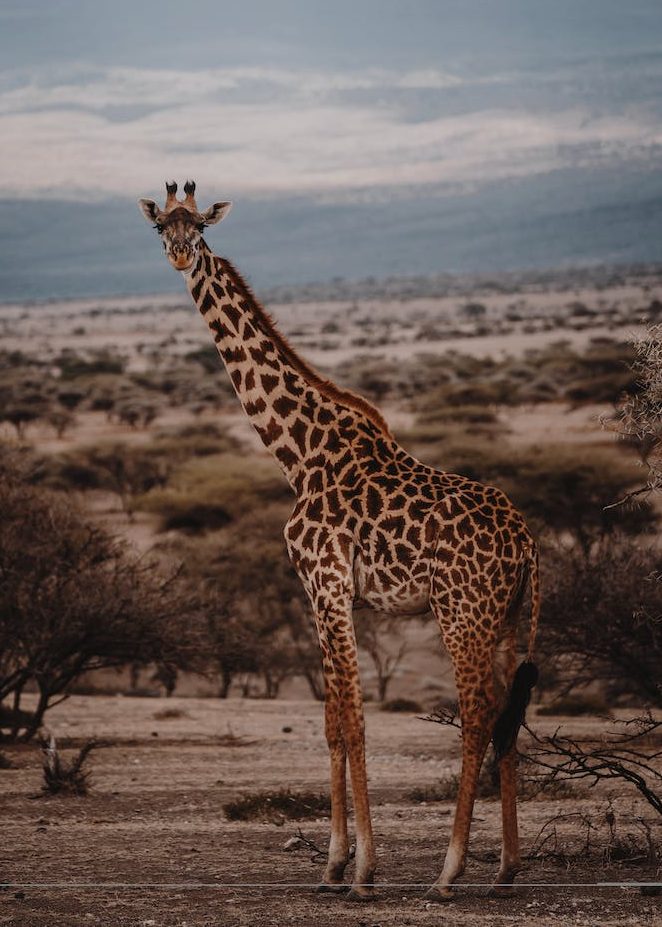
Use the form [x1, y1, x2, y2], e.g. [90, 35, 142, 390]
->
[217, 256, 393, 438]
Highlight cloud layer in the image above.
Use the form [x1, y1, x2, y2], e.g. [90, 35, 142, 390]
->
[1, 63, 661, 202]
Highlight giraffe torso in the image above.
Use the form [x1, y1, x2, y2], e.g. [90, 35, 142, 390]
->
[283, 410, 532, 620]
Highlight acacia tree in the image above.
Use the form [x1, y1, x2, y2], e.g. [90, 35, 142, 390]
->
[174, 504, 323, 699]
[355, 610, 410, 702]
[204, 598, 261, 698]
[0, 464, 202, 741]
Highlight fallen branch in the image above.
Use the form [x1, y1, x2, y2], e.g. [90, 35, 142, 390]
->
[521, 713, 662, 816]
[422, 707, 662, 815]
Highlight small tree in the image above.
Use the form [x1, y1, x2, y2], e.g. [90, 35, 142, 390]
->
[205, 600, 261, 698]
[0, 463, 202, 741]
[75, 444, 172, 517]
[173, 503, 321, 699]
[46, 408, 76, 440]
[1, 405, 41, 439]
[459, 302, 487, 321]
[355, 610, 409, 702]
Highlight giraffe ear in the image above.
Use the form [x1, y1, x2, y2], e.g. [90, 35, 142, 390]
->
[202, 201, 232, 226]
[138, 198, 160, 224]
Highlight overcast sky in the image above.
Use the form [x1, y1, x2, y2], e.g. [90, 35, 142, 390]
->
[2, 1, 662, 300]
[2, 0, 662, 204]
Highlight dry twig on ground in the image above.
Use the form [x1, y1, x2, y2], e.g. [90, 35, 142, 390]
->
[521, 713, 662, 815]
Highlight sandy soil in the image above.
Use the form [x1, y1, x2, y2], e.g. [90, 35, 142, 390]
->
[1, 696, 660, 927]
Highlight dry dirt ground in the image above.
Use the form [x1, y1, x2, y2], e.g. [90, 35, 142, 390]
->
[1, 696, 660, 927]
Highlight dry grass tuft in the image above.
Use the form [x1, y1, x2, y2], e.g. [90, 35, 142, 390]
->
[152, 707, 190, 720]
[381, 697, 423, 713]
[223, 788, 331, 823]
[40, 735, 96, 796]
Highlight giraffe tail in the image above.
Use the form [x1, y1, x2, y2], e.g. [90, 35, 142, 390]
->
[492, 541, 540, 760]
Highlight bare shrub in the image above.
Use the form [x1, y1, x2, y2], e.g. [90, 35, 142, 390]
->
[528, 810, 659, 868]
[406, 745, 514, 802]
[613, 323, 662, 495]
[539, 538, 662, 705]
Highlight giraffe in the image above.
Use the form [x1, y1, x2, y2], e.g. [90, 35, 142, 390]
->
[138, 181, 540, 902]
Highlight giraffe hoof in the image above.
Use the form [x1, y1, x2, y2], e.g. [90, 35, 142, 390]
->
[315, 882, 350, 895]
[487, 883, 516, 898]
[346, 886, 377, 903]
[424, 885, 455, 903]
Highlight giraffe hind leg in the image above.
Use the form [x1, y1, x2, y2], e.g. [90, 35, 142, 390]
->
[425, 681, 497, 900]
[426, 577, 506, 901]
[488, 633, 522, 897]
[488, 741, 521, 896]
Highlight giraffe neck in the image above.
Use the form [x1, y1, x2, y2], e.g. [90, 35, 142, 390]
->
[184, 242, 392, 491]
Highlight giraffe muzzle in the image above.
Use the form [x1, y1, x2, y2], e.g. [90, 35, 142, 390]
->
[170, 251, 195, 271]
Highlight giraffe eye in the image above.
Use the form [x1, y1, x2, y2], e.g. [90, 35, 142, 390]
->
[154, 223, 164, 234]
[196, 223, 206, 233]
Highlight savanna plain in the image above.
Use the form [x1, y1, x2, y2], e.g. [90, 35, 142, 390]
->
[0, 266, 661, 926]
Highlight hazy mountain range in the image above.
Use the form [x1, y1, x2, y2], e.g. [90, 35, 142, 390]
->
[1, 1, 662, 301]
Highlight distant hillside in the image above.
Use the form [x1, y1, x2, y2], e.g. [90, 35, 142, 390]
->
[260, 263, 662, 305]
[2, 164, 662, 302]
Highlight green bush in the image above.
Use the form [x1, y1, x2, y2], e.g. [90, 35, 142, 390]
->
[136, 454, 290, 528]
[56, 350, 125, 379]
[161, 501, 233, 534]
[565, 372, 638, 404]
[424, 404, 499, 426]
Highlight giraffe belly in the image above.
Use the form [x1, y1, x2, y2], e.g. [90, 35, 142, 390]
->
[353, 551, 431, 616]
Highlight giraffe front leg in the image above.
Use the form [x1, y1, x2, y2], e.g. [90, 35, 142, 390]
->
[316, 684, 350, 893]
[289, 539, 377, 903]
[342, 686, 377, 902]
[314, 598, 376, 901]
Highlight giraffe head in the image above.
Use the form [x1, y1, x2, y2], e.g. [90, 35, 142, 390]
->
[138, 180, 232, 272]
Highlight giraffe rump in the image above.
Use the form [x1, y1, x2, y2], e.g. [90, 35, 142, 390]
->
[492, 660, 539, 760]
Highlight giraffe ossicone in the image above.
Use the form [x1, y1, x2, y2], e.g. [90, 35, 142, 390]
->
[138, 181, 541, 902]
